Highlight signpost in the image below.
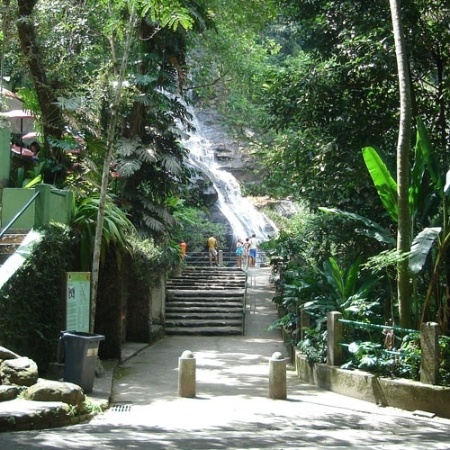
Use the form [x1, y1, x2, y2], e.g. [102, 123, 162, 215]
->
[65, 272, 91, 332]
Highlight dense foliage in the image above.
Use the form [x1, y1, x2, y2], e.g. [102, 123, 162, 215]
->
[3, 0, 450, 380]
[0, 225, 76, 372]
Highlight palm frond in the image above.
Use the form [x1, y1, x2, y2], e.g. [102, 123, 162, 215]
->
[140, 146, 159, 163]
[159, 152, 182, 174]
[116, 159, 142, 178]
[117, 138, 140, 157]
[142, 214, 165, 232]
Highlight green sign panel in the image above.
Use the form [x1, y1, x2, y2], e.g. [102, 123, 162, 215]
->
[65, 272, 91, 332]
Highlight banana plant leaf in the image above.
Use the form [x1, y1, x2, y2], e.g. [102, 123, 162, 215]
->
[410, 129, 425, 219]
[323, 257, 344, 301]
[319, 207, 396, 246]
[416, 117, 442, 193]
[362, 146, 398, 223]
[445, 169, 450, 195]
[408, 227, 441, 275]
[343, 257, 361, 299]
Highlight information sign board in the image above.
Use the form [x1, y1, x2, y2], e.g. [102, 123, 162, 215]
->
[65, 272, 91, 332]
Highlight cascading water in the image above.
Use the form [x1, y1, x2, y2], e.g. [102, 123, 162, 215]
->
[182, 109, 277, 245]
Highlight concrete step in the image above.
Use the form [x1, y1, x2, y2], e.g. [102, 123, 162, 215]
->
[167, 289, 245, 297]
[165, 317, 243, 326]
[172, 278, 246, 283]
[166, 311, 243, 320]
[167, 280, 245, 286]
[164, 266, 246, 336]
[167, 306, 243, 314]
[166, 305, 243, 312]
[167, 297, 243, 303]
[0, 233, 27, 266]
[165, 326, 243, 336]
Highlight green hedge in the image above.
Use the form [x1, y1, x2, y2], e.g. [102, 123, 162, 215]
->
[0, 224, 76, 374]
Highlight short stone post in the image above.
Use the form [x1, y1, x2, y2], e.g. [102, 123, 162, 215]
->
[218, 249, 223, 265]
[420, 322, 439, 385]
[178, 350, 196, 398]
[327, 311, 343, 366]
[299, 307, 310, 341]
[269, 352, 286, 400]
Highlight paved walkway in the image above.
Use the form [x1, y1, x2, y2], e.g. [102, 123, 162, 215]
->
[2, 267, 450, 449]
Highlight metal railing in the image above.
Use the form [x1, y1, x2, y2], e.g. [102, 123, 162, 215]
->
[337, 318, 420, 357]
[183, 250, 268, 268]
[0, 191, 40, 240]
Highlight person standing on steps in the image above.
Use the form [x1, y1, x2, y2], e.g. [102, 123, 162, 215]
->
[207, 235, 219, 266]
[249, 234, 258, 268]
[235, 239, 244, 268]
[243, 238, 251, 269]
[180, 241, 187, 259]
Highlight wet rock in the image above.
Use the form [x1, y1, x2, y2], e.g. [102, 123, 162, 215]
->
[0, 357, 39, 387]
[0, 385, 20, 402]
[0, 346, 20, 361]
[24, 379, 85, 406]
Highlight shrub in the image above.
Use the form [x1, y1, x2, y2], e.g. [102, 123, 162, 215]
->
[0, 224, 76, 373]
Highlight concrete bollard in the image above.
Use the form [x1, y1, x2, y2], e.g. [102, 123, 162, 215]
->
[327, 311, 343, 366]
[178, 350, 196, 398]
[420, 322, 439, 385]
[269, 351, 286, 400]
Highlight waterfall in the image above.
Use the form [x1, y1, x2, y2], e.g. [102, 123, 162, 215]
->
[182, 109, 277, 244]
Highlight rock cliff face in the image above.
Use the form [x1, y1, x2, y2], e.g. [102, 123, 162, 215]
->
[194, 107, 260, 188]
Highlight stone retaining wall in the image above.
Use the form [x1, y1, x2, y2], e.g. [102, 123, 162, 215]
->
[294, 348, 450, 419]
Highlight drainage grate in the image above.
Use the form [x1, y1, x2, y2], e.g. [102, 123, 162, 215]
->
[109, 403, 133, 413]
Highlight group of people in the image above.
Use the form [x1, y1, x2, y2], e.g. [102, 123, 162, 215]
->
[235, 234, 258, 269]
[204, 233, 259, 269]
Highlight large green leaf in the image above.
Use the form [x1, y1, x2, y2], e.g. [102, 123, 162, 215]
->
[410, 124, 425, 219]
[409, 227, 441, 275]
[319, 207, 396, 246]
[362, 147, 398, 222]
[344, 257, 361, 299]
[416, 117, 442, 192]
[323, 257, 344, 301]
[445, 169, 450, 196]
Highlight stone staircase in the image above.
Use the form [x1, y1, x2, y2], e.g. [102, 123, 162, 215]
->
[165, 267, 247, 336]
[0, 232, 27, 266]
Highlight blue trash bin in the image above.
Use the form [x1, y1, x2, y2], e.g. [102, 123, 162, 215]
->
[59, 331, 105, 393]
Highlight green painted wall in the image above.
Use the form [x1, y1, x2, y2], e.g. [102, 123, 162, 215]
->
[0, 127, 11, 185]
[1, 184, 72, 230]
[34, 184, 72, 227]
[1, 188, 35, 229]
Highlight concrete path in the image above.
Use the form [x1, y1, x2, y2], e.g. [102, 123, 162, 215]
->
[1, 267, 450, 449]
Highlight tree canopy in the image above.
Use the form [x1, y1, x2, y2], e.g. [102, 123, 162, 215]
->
[4, 0, 450, 330]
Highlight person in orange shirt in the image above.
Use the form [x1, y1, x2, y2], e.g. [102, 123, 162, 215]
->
[180, 241, 187, 259]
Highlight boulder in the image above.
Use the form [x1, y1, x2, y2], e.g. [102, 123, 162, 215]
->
[0, 356, 39, 386]
[0, 385, 20, 402]
[0, 346, 20, 361]
[24, 379, 85, 406]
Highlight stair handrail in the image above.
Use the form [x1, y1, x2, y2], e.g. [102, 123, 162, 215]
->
[0, 191, 40, 240]
[242, 270, 247, 335]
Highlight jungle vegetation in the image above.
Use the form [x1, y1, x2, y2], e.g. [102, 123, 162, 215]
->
[2, 0, 450, 380]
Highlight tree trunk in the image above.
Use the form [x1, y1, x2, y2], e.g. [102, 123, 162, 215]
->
[16, 0, 64, 160]
[90, 7, 138, 332]
[389, 0, 412, 328]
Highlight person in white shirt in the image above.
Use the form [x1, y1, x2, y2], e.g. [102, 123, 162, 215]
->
[249, 234, 258, 267]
